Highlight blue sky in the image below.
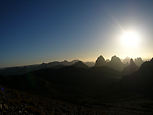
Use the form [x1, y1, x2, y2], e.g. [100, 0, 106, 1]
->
[1, 0, 153, 67]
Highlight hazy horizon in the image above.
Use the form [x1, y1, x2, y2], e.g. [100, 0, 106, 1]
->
[0, 55, 151, 68]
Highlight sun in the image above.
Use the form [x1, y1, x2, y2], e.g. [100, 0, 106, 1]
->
[120, 30, 140, 48]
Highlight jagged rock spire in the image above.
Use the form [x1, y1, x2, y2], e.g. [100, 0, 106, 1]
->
[111, 55, 122, 64]
[107, 55, 124, 71]
[95, 55, 106, 67]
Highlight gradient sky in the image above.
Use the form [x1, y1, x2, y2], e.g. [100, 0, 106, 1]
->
[1, 0, 153, 67]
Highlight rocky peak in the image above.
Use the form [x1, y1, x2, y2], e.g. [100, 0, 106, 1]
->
[95, 55, 106, 67]
[111, 55, 122, 64]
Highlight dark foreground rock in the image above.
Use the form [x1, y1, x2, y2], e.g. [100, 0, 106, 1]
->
[0, 86, 153, 115]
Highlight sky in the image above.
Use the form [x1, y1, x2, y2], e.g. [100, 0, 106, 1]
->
[1, 0, 153, 67]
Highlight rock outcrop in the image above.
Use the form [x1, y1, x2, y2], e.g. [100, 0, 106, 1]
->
[107, 55, 124, 71]
[95, 55, 106, 67]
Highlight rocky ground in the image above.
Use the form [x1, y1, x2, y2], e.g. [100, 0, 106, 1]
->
[0, 86, 153, 115]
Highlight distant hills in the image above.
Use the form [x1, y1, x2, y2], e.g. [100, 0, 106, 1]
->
[94, 55, 143, 72]
[0, 60, 93, 76]
[0, 60, 121, 98]
[0, 55, 144, 76]
[0, 55, 153, 107]
[122, 59, 138, 75]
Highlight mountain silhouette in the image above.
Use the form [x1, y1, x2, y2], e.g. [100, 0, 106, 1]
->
[122, 59, 138, 75]
[1, 56, 153, 114]
[121, 58, 153, 95]
[0, 60, 81, 76]
[138, 58, 153, 82]
[135, 57, 143, 67]
[71, 61, 88, 68]
[0, 61, 121, 97]
[0, 55, 145, 76]
[107, 55, 124, 71]
[95, 55, 106, 67]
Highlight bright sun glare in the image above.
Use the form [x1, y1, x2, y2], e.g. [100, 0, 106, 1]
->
[120, 30, 141, 48]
